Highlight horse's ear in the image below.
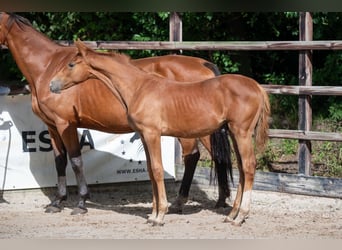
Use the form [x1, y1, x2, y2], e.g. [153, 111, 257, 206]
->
[75, 39, 90, 58]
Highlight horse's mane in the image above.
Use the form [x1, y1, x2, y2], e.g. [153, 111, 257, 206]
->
[111, 52, 132, 64]
[98, 50, 132, 65]
[5, 13, 32, 30]
[3, 12, 132, 66]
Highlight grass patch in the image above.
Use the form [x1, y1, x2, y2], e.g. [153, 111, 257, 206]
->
[197, 118, 342, 178]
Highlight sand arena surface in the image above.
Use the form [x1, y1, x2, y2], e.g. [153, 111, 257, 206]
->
[0, 181, 341, 239]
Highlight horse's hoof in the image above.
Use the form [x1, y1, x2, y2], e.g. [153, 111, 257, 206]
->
[147, 218, 165, 226]
[45, 205, 62, 213]
[168, 204, 183, 214]
[230, 219, 244, 227]
[70, 207, 88, 215]
[168, 197, 187, 214]
[224, 216, 245, 226]
[215, 200, 229, 209]
[146, 216, 156, 224]
[223, 216, 234, 223]
[152, 221, 165, 227]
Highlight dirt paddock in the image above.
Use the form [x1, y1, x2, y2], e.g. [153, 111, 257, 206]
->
[0, 180, 341, 239]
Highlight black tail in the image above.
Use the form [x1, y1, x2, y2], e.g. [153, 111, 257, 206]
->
[210, 123, 233, 198]
[203, 62, 221, 77]
[204, 61, 233, 198]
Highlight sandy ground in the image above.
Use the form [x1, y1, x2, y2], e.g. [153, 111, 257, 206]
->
[0, 180, 341, 239]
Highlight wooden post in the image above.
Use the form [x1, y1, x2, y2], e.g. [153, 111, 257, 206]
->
[298, 12, 313, 175]
[169, 12, 183, 166]
[169, 12, 182, 42]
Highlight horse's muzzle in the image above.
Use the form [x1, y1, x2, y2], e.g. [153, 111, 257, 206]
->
[49, 80, 61, 94]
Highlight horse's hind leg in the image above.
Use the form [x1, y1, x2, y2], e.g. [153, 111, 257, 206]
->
[231, 140, 256, 226]
[45, 128, 68, 213]
[169, 138, 200, 213]
[223, 134, 243, 222]
[224, 132, 256, 226]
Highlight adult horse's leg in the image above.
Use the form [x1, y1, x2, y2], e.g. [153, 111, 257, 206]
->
[207, 124, 232, 208]
[57, 123, 90, 215]
[169, 138, 200, 213]
[69, 154, 90, 215]
[171, 126, 232, 213]
[45, 127, 68, 213]
[202, 64, 233, 208]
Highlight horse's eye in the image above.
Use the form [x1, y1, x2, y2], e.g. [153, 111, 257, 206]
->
[68, 62, 75, 68]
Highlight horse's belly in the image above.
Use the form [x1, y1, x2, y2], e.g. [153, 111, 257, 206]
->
[161, 118, 224, 138]
[77, 110, 133, 133]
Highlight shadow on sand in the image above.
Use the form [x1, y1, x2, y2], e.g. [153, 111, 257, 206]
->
[42, 180, 232, 220]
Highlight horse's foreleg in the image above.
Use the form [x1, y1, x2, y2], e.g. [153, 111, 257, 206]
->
[147, 175, 158, 222]
[169, 138, 200, 213]
[45, 128, 68, 213]
[140, 137, 158, 222]
[57, 124, 90, 215]
[70, 155, 89, 214]
[142, 133, 168, 226]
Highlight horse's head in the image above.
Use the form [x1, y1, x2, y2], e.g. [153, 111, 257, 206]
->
[49, 54, 93, 93]
[0, 12, 10, 45]
[0, 12, 31, 45]
[50, 39, 116, 94]
[50, 40, 98, 93]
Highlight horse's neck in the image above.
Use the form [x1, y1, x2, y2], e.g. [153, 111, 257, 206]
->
[6, 23, 65, 94]
[92, 55, 149, 106]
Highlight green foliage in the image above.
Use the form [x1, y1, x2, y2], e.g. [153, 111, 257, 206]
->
[312, 140, 342, 177]
[257, 119, 342, 177]
[258, 139, 297, 166]
[0, 51, 23, 81]
[262, 72, 298, 129]
[311, 118, 342, 177]
[257, 142, 277, 171]
[2, 12, 341, 177]
[329, 102, 342, 123]
[1, 12, 339, 127]
[257, 139, 297, 173]
[211, 52, 240, 73]
[313, 52, 342, 119]
[0, 12, 341, 124]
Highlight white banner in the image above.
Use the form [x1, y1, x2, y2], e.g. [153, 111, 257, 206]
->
[0, 95, 175, 190]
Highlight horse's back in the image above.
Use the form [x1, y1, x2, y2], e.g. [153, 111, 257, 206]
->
[132, 55, 216, 82]
[216, 74, 263, 97]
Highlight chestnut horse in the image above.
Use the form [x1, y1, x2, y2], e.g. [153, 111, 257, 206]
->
[50, 40, 270, 226]
[0, 13, 232, 214]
